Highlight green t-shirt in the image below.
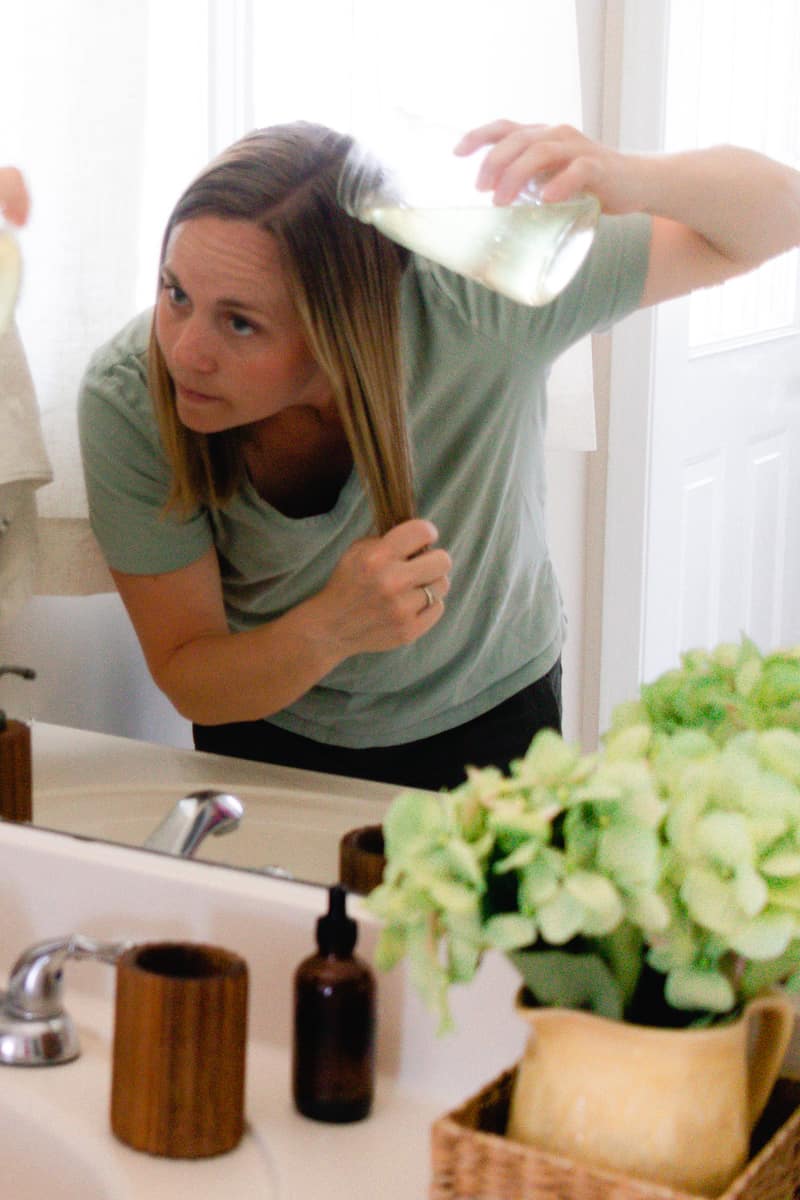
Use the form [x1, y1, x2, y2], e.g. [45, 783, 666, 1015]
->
[79, 214, 651, 747]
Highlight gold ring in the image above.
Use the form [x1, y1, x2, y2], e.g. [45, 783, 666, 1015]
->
[422, 584, 436, 609]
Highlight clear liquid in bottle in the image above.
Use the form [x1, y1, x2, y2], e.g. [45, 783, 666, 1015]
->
[362, 196, 599, 306]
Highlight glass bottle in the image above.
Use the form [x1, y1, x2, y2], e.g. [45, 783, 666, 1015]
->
[292, 885, 376, 1123]
[338, 110, 599, 307]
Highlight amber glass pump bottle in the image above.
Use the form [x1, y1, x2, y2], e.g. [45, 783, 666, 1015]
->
[292, 884, 376, 1123]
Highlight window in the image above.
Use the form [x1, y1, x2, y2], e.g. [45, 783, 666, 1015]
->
[1, 1, 587, 489]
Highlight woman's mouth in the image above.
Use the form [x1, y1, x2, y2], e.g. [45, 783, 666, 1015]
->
[175, 383, 221, 405]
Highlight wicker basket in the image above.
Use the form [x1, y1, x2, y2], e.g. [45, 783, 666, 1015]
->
[430, 1068, 800, 1200]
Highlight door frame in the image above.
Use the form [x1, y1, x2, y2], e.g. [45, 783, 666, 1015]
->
[591, 0, 673, 733]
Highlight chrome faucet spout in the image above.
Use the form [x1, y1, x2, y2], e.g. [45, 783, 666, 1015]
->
[142, 790, 244, 858]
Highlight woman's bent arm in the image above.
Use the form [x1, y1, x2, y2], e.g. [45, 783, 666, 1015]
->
[112, 520, 451, 725]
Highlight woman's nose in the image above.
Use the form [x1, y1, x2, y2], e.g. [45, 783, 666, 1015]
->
[172, 319, 216, 374]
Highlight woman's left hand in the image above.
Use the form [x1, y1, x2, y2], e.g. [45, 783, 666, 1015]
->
[454, 119, 641, 214]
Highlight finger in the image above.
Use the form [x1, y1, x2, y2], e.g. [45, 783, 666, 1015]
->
[404, 549, 452, 591]
[418, 583, 439, 613]
[536, 156, 596, 204]
[381, 518, 440, 560]
[479, 132, 571, 203]
[469, 125, 588, 204]
[412, 593, 446, 635]
[415, 572, 451, 614]
[453, 119, 522, 157]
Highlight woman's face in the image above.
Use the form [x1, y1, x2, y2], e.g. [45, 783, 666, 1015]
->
[155, 216, 333, 433]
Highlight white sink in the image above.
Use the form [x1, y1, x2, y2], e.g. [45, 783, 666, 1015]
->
[33, 780, 367, 881]
[31, 723, 400, 885]
[0, 997, 277, 1200]
[0, 1090, 120, 1200]
[0, 766, 524, 1200]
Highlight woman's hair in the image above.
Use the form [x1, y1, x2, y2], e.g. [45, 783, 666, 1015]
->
[148, 121, 414, 535]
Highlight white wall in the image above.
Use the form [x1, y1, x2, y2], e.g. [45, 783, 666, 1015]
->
[0, 1, 611, 754]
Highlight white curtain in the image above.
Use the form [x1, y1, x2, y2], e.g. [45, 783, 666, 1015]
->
[1, 0, 591, 594]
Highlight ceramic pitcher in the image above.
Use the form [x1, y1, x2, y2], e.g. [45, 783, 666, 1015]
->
[507, 991, 795, 1195]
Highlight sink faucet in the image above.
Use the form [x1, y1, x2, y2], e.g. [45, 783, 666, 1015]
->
[142, 789, 244, 858]
[0, 933, 130, 1065]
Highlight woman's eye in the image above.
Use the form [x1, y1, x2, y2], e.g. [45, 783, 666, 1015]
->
[229, 314, 256, 336]
[165, 283, 188, 306]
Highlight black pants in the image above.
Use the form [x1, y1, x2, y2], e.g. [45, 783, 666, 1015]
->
[193, 659, 562, 793]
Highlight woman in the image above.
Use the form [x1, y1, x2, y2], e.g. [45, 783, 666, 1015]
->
[79, 119, 800, 790]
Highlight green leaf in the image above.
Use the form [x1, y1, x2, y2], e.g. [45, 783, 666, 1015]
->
[427, 877, 479, 915]
[665, 966, 735, 1013]
[493, 839, 543, 875]
[767, 878, 800, 916]
[561, 804, 600, 866]
[625, 889, 672, 933]
[441, 838, 487, 889]
[761, 850, 800, 879]
[602, 723, 653, 761]
[564, 871, 625, 936]
[518, 855, 561, 911]
[537, 887, 586, 944]
[695, 811, 753, 868]
[739, 940, 800, 999]
[514, 728, 583, 780]
[646, 919, 698, 973]
[755, 729, 800, 786]
[483, 913, 537, 952]
[607, 699, 649, 733]
[733, 864, 768, 918]
[447, 936, 482, 983]
[728, 911, 796, 960]
[598, 924, 644, 1009]
[598, 822, 661, 890]
[510, 949, 624, 1019]
[407, 933, 453, 1035]
[373, 924, 408, 971]
[681, 867, 741, 936]
[382, 790, 447, 860]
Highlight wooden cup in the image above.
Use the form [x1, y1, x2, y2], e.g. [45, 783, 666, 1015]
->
[338, 825, 386, 895]
[0, 719, 32, 822]
[111, 941, 248, 1158]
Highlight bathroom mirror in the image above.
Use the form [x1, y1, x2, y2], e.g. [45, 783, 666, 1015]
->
[28, 722, 398, 889]
[4, 1, 800, 893]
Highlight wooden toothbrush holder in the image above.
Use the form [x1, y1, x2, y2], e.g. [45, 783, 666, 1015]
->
[110, 941, 248, 1158]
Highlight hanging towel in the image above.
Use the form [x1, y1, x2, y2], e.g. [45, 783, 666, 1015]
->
[0, 320, 53, 625]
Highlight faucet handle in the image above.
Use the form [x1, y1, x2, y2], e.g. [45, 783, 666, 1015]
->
[5, 933, 132, 1021]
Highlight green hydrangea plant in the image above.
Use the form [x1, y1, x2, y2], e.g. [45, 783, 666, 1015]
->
[366, 639, 800, 1032]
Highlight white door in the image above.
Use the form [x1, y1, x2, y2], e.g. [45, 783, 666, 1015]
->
[598, 0, 800, 729]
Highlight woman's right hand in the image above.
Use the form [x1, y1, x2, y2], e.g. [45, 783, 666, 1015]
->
[109, 521, 451, 727]
[311, 518, 452, 656]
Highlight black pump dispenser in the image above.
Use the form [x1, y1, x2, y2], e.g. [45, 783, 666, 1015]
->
[316, 884, 357, 955]
[292, 885, 376, 1122]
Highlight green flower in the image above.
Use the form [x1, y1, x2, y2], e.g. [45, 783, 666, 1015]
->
[365, 638, 800, 1032]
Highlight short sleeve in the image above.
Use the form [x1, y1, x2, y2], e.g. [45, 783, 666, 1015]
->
[78, 314, 213, 575]
[416, 212, 652, 368]
[512, 211, 653, 363]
